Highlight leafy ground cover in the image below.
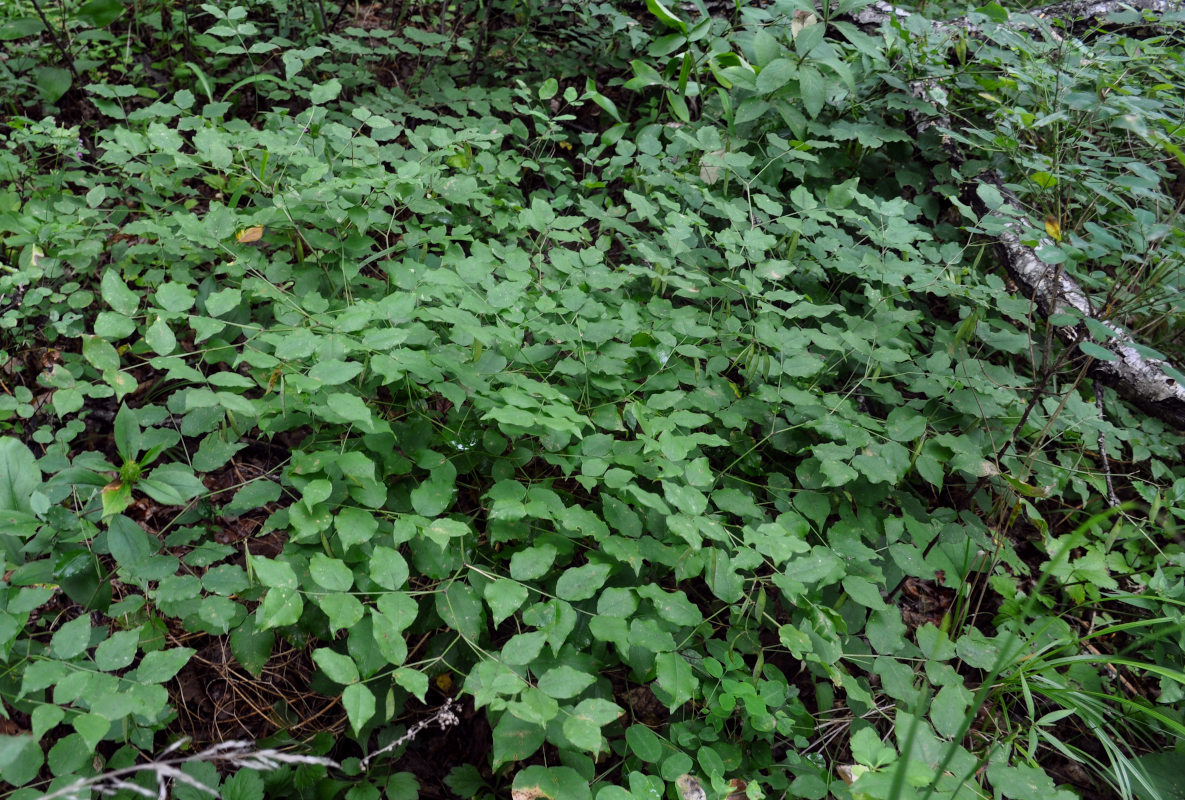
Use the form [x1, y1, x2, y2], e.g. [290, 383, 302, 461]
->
[2, 0, 1185, 798]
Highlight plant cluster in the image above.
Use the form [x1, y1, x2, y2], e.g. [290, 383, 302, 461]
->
[1, 0, 1184, 799]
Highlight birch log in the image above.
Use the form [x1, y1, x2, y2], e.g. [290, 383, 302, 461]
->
[853, 0, 1185, 428]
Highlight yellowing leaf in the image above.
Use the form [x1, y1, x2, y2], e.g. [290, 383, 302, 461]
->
[236, 225, 264, 243]
[1044, 214, 1061, 241]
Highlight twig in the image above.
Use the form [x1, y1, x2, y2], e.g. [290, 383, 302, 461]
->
[38, 740, 338, 800]
[359, 698, 461, 770]
[1094, 380, 1121, 507]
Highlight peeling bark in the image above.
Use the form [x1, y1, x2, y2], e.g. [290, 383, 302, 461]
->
[971, 172, 1185, 429]
[852, 2, 1185, 428]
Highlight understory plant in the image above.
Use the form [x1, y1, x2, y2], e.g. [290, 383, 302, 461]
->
[1, 0, 1184, 799]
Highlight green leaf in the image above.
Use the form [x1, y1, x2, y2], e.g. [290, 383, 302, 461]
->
[624, 60, 667, 91]
[257, 586, 303, 629]
[83, 334, 121, 373]
[72, 713, 110, 751]
[31, 705, 64, 740]
[445, 765, 486, 798]
[436, 581, 483, 641]
[625, 724, 664, 763]
[502, 631, 546, 665]
[309, 359, 364, 385]
[200, 596, 245, 634]
[818, 457, 859, 488]
[842, 575, 887, 610]
[370, 547, 410, 589]
[343, 683, 376, 733]
[394, 666, 429, 701]
[538, 78, 559, 100]
[555, 561, 611, 602]
[0, 735, 44, 787]
[134, 647, 195, 682]
[385, 773, 419, 800]
[1079, 340, 1118, 362]
[644, 0, 687, 32]
[637, 585, 703, 627]
[510, 544, 557, 580]
[799, 65, 826, 118]
[35, 66, 72, 102]
[193, 434, 247, 472]
[976, 182, 1004, 211]
[310, 78, 342, 104]
[492, 713, 546, 769]
[114, 404, 141, 460]
[510, 766, 592, 800]
[313, 648, 360, 684]
[317, 592, 365, 633]
[155, 281, 195, 312]
[224, 479, 282, 517]
[249, 555, 297, 589]
[411, 461, 457, 516]
[537, 665, 596, 699]
[94, 628, 140, 670]
[221, 769, 265, 800]
[145, 317, 177, 355]
[51, 614, 93, 659]
[101, 269, 139, 315]
[76, 0, 126, 28]
[309, 553, 354, 591]
[205, 287, 242, 317]
[484, 578, 528, 627]
[756, 58, 795, 94]
[930, 682, 972, 739]
[0, 437, 41, 517]
[985, 763, 1077, 800]
[562, 699, 623, 754]
[654, 652, 698, 710]
[230, 617, 273, 678]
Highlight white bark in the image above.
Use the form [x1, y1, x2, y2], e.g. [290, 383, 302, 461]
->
[853, 2, 1185, 428]
[854, 0, 1183, 35]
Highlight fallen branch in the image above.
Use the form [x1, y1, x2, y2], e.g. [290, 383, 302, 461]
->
[970, 171, 1185, 429]
[853, 0, 1183, 36]
[849, 2, 1185, 429]
[39, 739, 338, 800]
